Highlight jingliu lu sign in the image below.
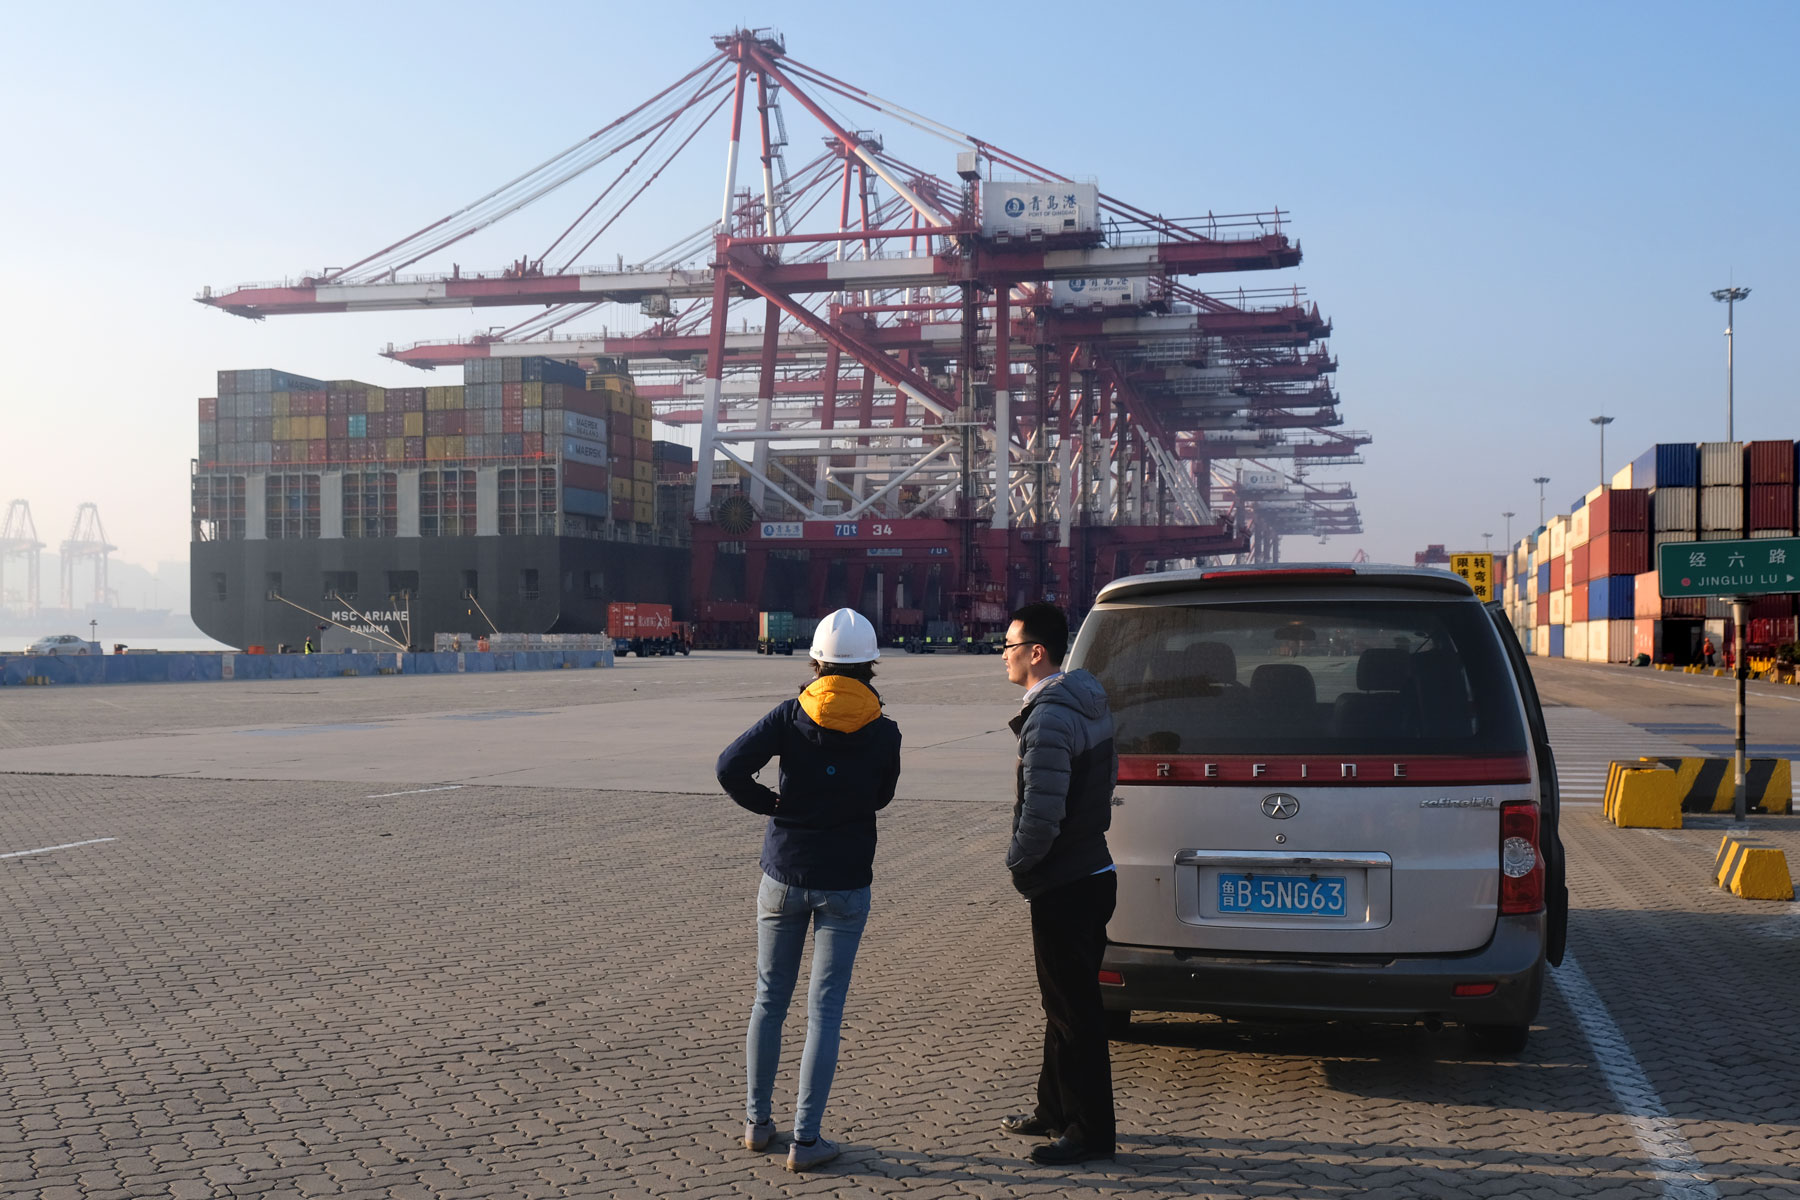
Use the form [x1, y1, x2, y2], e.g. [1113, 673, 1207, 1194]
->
[1656, 537, 1800, 599]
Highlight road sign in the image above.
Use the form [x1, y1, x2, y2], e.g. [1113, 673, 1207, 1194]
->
[1656, 538, 1800, 598]
[1448, 552, 1494, 601]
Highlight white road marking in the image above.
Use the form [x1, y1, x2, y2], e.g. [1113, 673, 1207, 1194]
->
[1, 837, 117, 860]
[365, 785, 464, 798]
[1554, 952, 1719, 1199]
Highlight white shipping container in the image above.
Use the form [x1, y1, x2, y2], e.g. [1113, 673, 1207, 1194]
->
[1566, 621, 1590, 661]
[1700, 529, 1742, 541]
[1588, 619, 1631, 663]
[1699, 486, 1744, 531]
[1611, 463, 1634, 490]
[562, 435, 608, 467]
[1533, 624, 1551, 658]
[1751, 529, 1793, 539]
[1698, 441, 1744, 486]
[1550, 591, 1566, 624]
[1651, 486, 1696, 531]
[1051, 276, 1139, 307]
[562, 410, 607, 442]
[1549, 517, 1567, 557]
[1585, 484, 1607, 506]
[980, 180, 1099, 239]
[1570, 505, 1590, 547]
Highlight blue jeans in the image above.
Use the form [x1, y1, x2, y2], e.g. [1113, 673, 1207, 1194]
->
[745, 872, 871, 1141]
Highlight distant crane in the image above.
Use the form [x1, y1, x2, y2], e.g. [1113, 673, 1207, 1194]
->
[1350, 548, 1369, 563]
[60, 502, 116, 610]
[1, 500, 44, 616]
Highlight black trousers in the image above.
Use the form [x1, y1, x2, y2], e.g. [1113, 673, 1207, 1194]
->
[1028, 870, 1117, 1150]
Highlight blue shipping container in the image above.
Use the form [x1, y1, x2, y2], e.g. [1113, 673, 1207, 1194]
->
[1587, 574, 1635, 621]
[1632, 442, 1700, 490]
[347, 413, 367, 439]
[562, 486, 610, 517]
[1538, 563, 1551, 590]
[1549, 625, 1566, 658]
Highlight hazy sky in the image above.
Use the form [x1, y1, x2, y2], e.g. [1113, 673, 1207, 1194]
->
[5, 1, 1795, 570]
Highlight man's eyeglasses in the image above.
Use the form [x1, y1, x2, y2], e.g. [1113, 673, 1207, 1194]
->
[1001, 640, 1039, 653]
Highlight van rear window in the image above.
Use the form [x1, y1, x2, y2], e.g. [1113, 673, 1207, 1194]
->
[1073, 599, 1528, 757]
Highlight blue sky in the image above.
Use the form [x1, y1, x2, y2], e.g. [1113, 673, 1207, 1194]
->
[5, 1, 1795, 573]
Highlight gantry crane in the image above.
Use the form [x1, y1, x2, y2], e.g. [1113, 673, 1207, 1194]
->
[60, 502, 115, 610]
[1, 499, 44, 617]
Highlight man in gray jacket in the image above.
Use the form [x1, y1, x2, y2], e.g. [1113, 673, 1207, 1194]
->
[997, 602, 1118, 1165]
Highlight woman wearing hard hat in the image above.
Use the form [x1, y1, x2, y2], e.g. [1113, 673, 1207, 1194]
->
[716, 607, 902, 1172]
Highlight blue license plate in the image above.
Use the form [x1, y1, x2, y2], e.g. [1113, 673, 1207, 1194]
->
[1218, 873, 1347, 916]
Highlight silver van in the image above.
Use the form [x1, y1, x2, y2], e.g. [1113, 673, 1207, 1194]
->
[1070, 564, 1567, 1053]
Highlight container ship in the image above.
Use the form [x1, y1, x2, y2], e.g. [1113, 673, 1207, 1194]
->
[190, 357, 694, 651]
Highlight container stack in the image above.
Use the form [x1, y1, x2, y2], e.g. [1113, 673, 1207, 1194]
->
[1501, 438, 1800, 665]
[586, 362, 656, 528]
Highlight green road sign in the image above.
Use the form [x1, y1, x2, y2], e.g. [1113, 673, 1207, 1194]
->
[1656, 537, 1800, 598]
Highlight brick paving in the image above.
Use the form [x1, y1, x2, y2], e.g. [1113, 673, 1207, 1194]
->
[0, 657, 1796, 1197]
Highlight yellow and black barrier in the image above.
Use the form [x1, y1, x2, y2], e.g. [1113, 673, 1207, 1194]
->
[1603, 761, 1684, 828]
[1632, 757, 1792, 815]
[1714, 834, 1795, 901]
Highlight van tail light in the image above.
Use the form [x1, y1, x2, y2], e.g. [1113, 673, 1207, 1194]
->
[1499, 800, 1544, 915]
[1097, 970, 1124, 987]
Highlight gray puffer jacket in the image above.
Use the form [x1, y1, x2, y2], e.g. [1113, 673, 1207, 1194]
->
[1006, 669, 1116, 899]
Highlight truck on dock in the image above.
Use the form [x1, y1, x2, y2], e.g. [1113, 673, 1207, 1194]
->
[758, 611, 796, 656]
[609, 602, 679, 656]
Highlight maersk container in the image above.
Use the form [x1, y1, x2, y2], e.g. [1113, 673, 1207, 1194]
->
[1588, 574, 1635, 621]
[1698, 441, 1745, 487]
[563, 435, 608, 467]
[1699, 486, 1744, 531]
[1631, 443, 1700, 490]
[980, 180, 1099, 240]
[1747, 440, 1796, 484]
[563, 410, 606, 442]
[1651, 486, 1696, 532]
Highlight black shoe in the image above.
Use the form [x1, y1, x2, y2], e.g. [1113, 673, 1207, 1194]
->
[1029, 1136, 1116, 1166]
[999, 1113, 1061, 1139]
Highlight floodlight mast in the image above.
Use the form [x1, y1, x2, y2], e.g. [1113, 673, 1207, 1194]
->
[1710, 286, 1750, 441]
[1589, 415, 1614, 488]
[1533, 476, 1550, 527]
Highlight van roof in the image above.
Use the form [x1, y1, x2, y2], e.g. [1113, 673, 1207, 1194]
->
[1096, 563, 1477, 605]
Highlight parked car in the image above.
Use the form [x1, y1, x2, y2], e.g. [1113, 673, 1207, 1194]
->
[1071, 564, 1567, 1054]
[26, 634, 100, 656]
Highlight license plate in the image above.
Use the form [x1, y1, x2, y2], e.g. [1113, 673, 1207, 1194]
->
[1218, 873, 1347, 916]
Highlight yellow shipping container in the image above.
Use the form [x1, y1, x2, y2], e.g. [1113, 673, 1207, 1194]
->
[309, 415, 327, 440]
[610, 474, 632, 498]
[632, 480, 653, 503]
[426, 436, 447, 459]
[366, 390, 385, 414]
[289, 440, 308, 462]
[632, 500, 654, 524]
[633, 461, 653, 483]
[632, 417, 652, 440]
[272, 392, 289, 417]
[386, 437, 404, 460]
[403, 412, 424, 437]
[426, 389, 444, 412]
[610, 391, 632, 415]
[523, 382, 542, 406]
[272, 416, 289, 441]
[446, 436, 465, 459]
[633, 395, 651, 419]
[448, 386, 466, 409]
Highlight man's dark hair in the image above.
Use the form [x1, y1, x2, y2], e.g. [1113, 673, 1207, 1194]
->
[812, 659, 876, 684]
[1010, 601, 1069, 666]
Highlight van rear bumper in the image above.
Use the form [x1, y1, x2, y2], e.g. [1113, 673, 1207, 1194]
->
[1102, 913, 1545, 1027]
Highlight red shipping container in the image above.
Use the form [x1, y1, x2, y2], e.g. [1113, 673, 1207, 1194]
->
[403, 390, 425, 413]
[426, 412, 447, 436]
[1748, 484, 1795, 531]
[347, 391, 367, 415]
[697, 599, 755, 621]
[327, 440, 346, 462]
[563, 461, 608, 492]
[1589, 531, 1650, 577]
[1572, 581, 1589, 622]
[1663, 595, 1705, 618]
[613, 498, 634, 522]
[633, 437, 652, 460]
[1590, 488, 1648, 535]
[502, 383, 524, 407]
[446, 411, 466, 436]
[636, 604, 672, 634]
[607, 602, 638, 638]
[563, 390, 607, 418]
[1634, 570, 1661, 618]
[1751, 595, 1796, 619]
[1535, 595, 1550, 626]
[402, 436, 423, 459]
[1571, 542, 1590, 585]
[308, 440, 327, 464]
[610, 430, 633, 458]
[198, 397, 217, 420]
[522, 433, 543, 456]
[271, 441, 291, 464]
[503, 409, 524, 433]
[1550, 556, 1565, 591]
[328, 393, 348, 416]
[1747, 440, 1796, 484]
[327, 414, 348, 439]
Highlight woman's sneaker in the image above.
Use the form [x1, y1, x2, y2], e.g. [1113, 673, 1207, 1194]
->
[743, 1119, 778, 1151]
[785, 1137, 842, 1171]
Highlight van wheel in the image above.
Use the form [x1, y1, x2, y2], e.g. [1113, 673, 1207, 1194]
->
[1103, 1009, 1133, 1041]
[1467, 1022, 1530, 1055]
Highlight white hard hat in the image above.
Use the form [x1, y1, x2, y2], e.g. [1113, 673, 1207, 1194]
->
[810, 607, 881, 664]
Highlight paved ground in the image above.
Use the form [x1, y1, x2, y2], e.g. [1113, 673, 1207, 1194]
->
[2, 652, 1797, 1198]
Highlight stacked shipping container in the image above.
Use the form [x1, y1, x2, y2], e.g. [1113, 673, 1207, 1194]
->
[1503, 439, 1800, 664]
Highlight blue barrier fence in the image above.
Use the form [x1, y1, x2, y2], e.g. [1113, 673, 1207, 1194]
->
[0, 649, 613, 686]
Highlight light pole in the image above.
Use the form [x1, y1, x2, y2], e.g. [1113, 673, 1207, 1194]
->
[1482, 532, 1492, 552]
[1502, 511, 1515, 547]
[1533, 476, 1550, 527]
[1590, 415, 1614, 488]
[1711, 286, 1750, 441]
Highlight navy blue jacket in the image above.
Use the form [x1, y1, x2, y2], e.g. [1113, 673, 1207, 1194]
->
[716, 675, 902, 890]
[1007, 669, 1116, 899]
